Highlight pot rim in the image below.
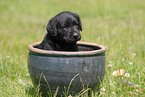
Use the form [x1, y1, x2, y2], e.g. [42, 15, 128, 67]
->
[28, 41, 106, 57]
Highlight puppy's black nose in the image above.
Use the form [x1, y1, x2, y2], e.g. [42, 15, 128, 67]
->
[73, 33, 79, 39]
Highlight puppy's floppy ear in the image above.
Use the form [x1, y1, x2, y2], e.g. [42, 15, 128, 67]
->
[46, 17, 57, 36]
[79, 19, 82, 31]
[78, 16, 82, 31]
[74, 13, 82, 31]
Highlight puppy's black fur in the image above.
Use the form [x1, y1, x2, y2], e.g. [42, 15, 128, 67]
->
[38, 11, 82, 51]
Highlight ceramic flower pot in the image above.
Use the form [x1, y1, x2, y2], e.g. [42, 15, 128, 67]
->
[28, 41, 106, 96]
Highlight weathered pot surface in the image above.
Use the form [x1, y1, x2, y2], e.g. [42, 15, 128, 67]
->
[28, 41, 106, 96]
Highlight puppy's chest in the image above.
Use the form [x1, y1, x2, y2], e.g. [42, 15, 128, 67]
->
[54, 44, 78, 51]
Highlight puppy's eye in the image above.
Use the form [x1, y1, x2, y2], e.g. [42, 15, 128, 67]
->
[73, 21, 78, 25]
[62, 25, 66, 28]
[61, 25, 68, 28]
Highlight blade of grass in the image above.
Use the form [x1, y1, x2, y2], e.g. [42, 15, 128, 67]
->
[66, 73, 79, 96]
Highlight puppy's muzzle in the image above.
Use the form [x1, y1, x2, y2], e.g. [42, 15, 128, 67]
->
[73, 32, 81, 40]
[73, 33, 79, 38]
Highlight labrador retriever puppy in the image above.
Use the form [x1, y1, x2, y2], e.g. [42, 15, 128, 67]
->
[38, 11, 82, 51]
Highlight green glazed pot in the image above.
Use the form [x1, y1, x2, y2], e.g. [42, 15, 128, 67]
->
[28, 41, 106, 96]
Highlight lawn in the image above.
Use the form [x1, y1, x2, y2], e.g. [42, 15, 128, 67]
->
[0, 0, 145, 96]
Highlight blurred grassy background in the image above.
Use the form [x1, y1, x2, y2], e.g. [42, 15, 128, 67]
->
[0, 0, 145, 96]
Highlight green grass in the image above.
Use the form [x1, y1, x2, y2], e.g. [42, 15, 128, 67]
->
[0, 0, 145, 96]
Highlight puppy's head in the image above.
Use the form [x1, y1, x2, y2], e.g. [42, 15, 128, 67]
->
[46, 11, 82, 44]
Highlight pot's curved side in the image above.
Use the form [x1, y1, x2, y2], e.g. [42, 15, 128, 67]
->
[28, 53, 106, 96]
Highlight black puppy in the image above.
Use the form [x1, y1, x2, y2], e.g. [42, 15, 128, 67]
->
[38, 11, 82, 51]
